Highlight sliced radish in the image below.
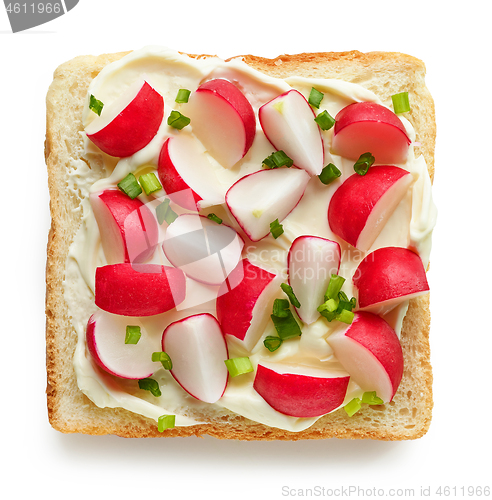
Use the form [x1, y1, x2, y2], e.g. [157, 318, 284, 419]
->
[95, 263, 186, 316]
[216, 259, 282, 350]
[187, 79, 256, 168]
[259, 89, 324, 176]
[328, 165, 413, 252]
[288, 236, 341, 324]
[226, 167, 310, 241]
[327, 312, 404, 402]
[162, 313, 229, 403]
[253, 362, 350, 417]
[86, 310, 160, 380]
[85, 79, 164, 158]
[90, 189, 158, 264]
[331, 102, 411, 164]
[158, 135, 224, 211]
[162, 214, 243, 286]
[353, 246, 429, 314]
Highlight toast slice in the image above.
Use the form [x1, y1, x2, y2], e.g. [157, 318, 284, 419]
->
[45, 49, 435, 440]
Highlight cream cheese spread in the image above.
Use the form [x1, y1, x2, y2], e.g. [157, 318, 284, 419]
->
[64, 45, 437, 432]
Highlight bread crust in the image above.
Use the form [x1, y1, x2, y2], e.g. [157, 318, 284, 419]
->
[45, 49, 435, 440]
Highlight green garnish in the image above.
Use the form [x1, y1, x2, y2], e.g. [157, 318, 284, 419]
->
[207, 213, 223, 224]
[175, 88, 191, 103]
[167, 110, 191, 129]
[324, 274, 346, 301]
[353, 152, 375, 175]
[362, 391, 384, 405]
[124, 325, 141, 345]
[308, 87, 324, 109]
[89, 94, 104, 116]
[224, 357, 254, 378]
[271, 311, 302, 340]
[156, 198, 178, 225]
[152, 352, 173, 370]
[391, 92, 410, 114]
[138, 378, 162, 397]
[138, 172, 162, 196]
[318, 163, 341, 185]
[337, 309, 354, 324]
[263, 335, 283, 352]
[314, 110, 335, 131]
[263, 150, 294, 169]
[158, 414, 175, 432]
[280, 283, 301, 308]
[272, 298, 290, 318]
[270, 219, 284, 239]
[344, 397, 362, 417]
[117, 173, 142, 199]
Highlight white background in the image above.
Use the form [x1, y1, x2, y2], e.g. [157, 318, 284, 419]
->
[1, 1, 490, 499]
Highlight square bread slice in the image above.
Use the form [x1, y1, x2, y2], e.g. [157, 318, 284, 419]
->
[45, 49, 435, 440]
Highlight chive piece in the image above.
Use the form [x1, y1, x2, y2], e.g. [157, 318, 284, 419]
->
[344, 397, 362, 417]
[270, 219, 284, 239]
[138, 378, 162, 397]
[350, 297, 357, 309]
[224, 357, 254, 378]
[271, 310, 301, 340]
[138, 172, 162, 195]
[280, 283, 301, 308]
[158, 414, 175, 432]
[272, 150, 294, 168]
[391, 92, 410, 114]
[156, 198, 178, 225]
[324, 274, 346, 301]
[308, 87, 324, 109]
[207, 213, 223, 224]
[314, 110, 335, 131]
[361, 391, 384, 405]
[175, 88, 191, 103]
[325, 298, 339, 313]
[262, 154, 277, 169]
[89, 94, 104, 116]
[317, 303, 337, 322]
[152, 352, 173, 370]
[167, 110, 191, 130]
[117, 173, 142, 199]
[337, 309, 354, 324]
[272, 298, 290, 318]
[318, 163, 341, 185]
[353, 152, 375, 175]
[125, 325, 141, 344]
[263, 335, 283, 352]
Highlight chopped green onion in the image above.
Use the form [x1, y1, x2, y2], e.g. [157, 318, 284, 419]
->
[350, 297, 357, 309]
[271, 310, 301, 340]
[263, 150, 294, 169]
[272, 298, 290, 318]
[344, 397, 362, 417]
[262, 155, 276, 169]
[325, 298, 339, 313]
[280, 283, 301, 308]
[361, 391, 384, 405]
[391, 92, 410, 114]
[167, 110, 191, 130]
[263, 335, 283, 352]
[314, 110, 335, 131]
[138, 172, 162, 195]
[317, 303, 336, 322]
[117, 173, 142, 199]
[353, 152, 375, 175]
[270, 219, 284, 239]
[207, 213, 223, 224]
[308, 87, 324, 109]
[125, 325, 141, 344]
[158, 414, 175, 432]
[324, 274, 346, 301]
[89, 94, 104, 116]
[152, 352, 173, 370]
[138, 378, 162, 397]
[175, 88, 191, 103]
[318, 163, 341, 185]
[156, 198, 178, 225]
[224, 357, 254, 377]
[337, 309, 354, 324]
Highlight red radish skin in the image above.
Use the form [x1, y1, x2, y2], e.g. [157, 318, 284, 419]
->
[353, 247, 429, 311]
[332, 102, 411, 164]
[328, 166, 412, 251]
[253, 364, 350, 418]
[86, 81, 164, 158]
[91, 190, 159, 264]
[95, 263, 186, 316]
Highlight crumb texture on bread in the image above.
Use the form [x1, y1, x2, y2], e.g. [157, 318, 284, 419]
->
[45, 49, 434, 440]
